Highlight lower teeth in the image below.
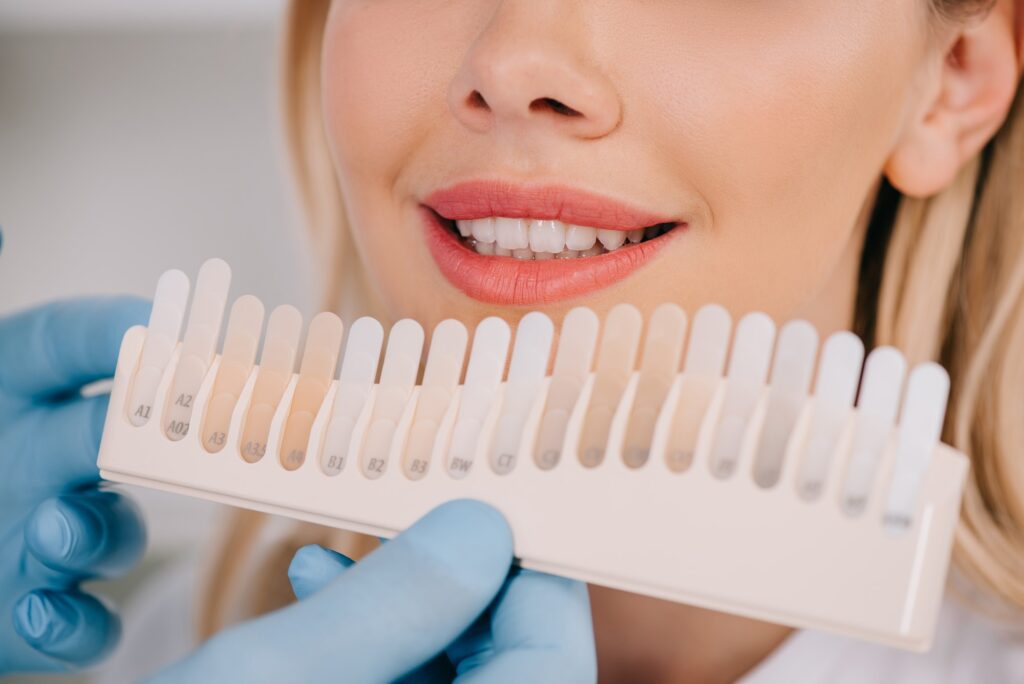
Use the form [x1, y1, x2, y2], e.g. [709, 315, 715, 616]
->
[464, 238, 608, 260]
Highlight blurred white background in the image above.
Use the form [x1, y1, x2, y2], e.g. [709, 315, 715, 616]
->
[0, 3, 316, 680]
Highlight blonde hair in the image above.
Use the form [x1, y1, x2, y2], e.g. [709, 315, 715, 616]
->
[197, 0, 1024, 638]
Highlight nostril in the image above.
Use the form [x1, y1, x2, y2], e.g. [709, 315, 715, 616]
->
[530, 97, 583, 117]
[467, 90, 489, 111]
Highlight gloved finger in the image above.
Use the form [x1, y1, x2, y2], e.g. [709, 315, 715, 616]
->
[287, 544, 354, 599]
[0, 296, 149, 402]
[450, 569, 596, 684]
[9, 393, 112, 495]
[155, 499, 513, 684]
[287, 545, 456, 684]
[24, 490, 146, 580]
[12, 589, 121, 670]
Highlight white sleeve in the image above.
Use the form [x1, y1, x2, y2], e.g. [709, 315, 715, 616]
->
[740, 597, 1024, 684]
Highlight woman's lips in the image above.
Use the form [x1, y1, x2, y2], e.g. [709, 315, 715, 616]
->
[420, 206, 681, 306]
[423, 180, 679, 231]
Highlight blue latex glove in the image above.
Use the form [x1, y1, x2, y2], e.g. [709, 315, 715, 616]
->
[149, 499, 596, 683]
[0, 298, 149, 673]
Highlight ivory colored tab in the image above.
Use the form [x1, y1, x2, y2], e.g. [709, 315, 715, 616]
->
[490, 312, 555, 474]
[403, 320, 468, 480]
[446, 317, 510, 478]
[622, 304, 687, 468]
[280, 312, 344, 471]
[664, 304, 732, 472]
[128, 268, 190, 426]
[578, 304, 643, 467]
[841, 347, 907, 514]
[239, 305, 302, 463]
[360, 319, 425, 479]
[319, 317, 384, 475]
[708, 312, 776, 478]
[795, 332, 864, 499]
[201, 295, 264, 453]
[533, 307, 599, 470]
[164, 258, 231, 441]
[752, 320, 819, 487]
[883, 363, 949, 531]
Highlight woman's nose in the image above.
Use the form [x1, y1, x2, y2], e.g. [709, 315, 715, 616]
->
[448, 5, 622, 141]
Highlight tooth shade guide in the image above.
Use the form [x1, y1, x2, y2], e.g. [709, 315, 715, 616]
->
[751, 320, 819, 488]
[621, 304, 687, 469]
[360, 319, 425, 479]
[532, 307, 600, 470]
[239, 305, 303, 464]
[490, 312, 555, 475]
[577, 303, 643, 468]
[402, 319, 469, 480]
[320, 317, 385, 475]
[445, 317, 511, 478]
[163, 258, 232, 441]
[201, 295, 265, 453]
[883, 363, 949, 531]
[279, 312, 344, 471]
[793, 331, 865, 500]
[128, 268, 190, 426]
[101, 261, 972, 653]
[665, 305, 732, 473]
[839, 347, 907, 513]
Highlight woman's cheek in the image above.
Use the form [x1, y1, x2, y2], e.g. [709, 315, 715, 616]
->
[323, 3, 452, 187]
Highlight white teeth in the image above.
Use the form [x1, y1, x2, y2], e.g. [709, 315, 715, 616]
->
[565, 224, 597, 251]
[470, 217, 496, 243]
[495, 217, 530, 250]
[461, 216, 657, 258]
[529, 219, 566, 253]
[597, 229, 626, 250]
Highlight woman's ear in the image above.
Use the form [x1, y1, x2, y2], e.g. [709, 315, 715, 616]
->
[885, 0, 1023, 198]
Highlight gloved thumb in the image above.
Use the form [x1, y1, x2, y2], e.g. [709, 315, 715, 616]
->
[287, 544, 354, 600]
[149, 499, 513, 684]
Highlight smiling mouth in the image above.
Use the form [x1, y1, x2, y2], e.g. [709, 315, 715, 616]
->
[419, 179, 688, 305]
[437, 215, 679, 260]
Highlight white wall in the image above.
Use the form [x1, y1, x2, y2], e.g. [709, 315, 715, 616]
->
[0, 23, 315, 558]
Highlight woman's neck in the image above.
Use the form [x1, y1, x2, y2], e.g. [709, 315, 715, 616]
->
[591, 586, 794, 684]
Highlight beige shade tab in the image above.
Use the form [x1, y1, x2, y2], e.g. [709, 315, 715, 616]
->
[238, 305, 302, 464]
[577, 303, 643, 467]
[622, 303, 687, 468]
[279, 312, 344, 471]
[201, 295, 264, 453]
[532, 307, 600, 470]
[403, 319, 468, 480]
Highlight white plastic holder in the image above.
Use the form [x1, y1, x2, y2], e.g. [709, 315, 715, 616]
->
[98, 326, 969, 651]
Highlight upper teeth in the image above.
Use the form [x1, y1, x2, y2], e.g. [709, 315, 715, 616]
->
[456, 217, 646, 256]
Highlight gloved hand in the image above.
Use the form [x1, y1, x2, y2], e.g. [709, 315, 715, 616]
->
[149, 499, 597, 683]
[0, 298, 149, 673]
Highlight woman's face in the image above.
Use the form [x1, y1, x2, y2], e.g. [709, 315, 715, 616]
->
[321, 1, 939, 332]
